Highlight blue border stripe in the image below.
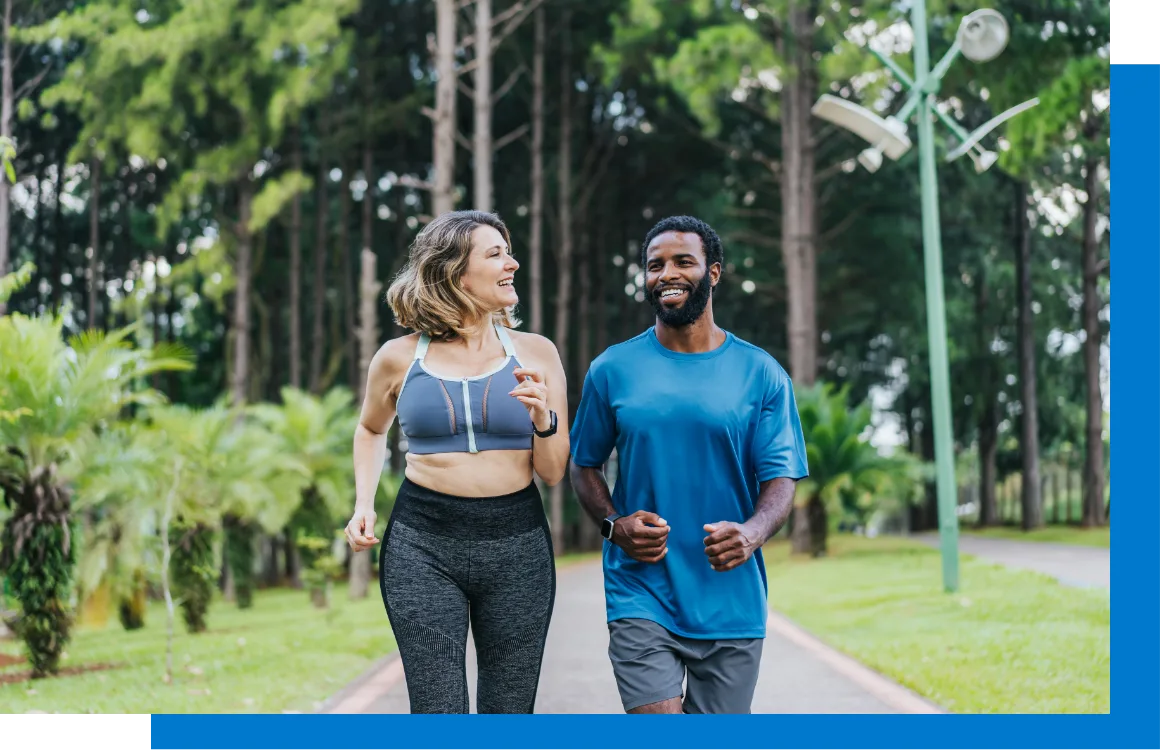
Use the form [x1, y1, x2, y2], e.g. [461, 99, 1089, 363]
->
[1110, 63, 1159, 736]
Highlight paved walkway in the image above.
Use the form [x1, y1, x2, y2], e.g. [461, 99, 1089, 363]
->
[326, 560, 940, 715]
[915, 533, 1110, 588]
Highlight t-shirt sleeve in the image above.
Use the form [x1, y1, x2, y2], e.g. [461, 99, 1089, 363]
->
[569, 367, 618, 468]
[752, 365, 810, 482]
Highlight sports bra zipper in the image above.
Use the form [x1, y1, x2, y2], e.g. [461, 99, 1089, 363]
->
[461, 378, 478, 453]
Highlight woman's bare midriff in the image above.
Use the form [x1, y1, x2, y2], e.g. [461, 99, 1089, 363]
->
[404, 449, 536, 497]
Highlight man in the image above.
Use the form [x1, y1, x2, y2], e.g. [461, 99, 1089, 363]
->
[569, 215, 808, 715]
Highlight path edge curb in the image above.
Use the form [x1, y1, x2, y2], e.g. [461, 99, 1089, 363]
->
[765, 606, 947, 714]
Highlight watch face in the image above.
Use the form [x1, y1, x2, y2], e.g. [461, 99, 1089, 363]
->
[601, 518, 614, 539]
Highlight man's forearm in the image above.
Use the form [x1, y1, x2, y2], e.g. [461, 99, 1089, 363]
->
[569, 460, 617, 527]
[744, 477, 796, 545]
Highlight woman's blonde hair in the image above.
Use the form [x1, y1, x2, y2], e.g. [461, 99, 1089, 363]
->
[386, 210, 520, 340]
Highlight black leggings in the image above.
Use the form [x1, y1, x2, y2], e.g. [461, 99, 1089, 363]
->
[379, 477, 556, 714]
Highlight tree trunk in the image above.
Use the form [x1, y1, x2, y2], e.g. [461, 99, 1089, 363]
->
[433, 0, 457, 216]
[594, 216, 608, 360]
[357, 145, 376, 400]
[289, 131, 304, 390]
[285, 534, 302, 589]
[262, 535, 280, 587]
[356, 248, 381, 401]
[975, 261, 999, 526]
[1013, 181, 1042, 529]
[1081, 157, 1106, 527]
[309, 161, 329, 394]
[547, 11, 573, 556]
[780, 0, 819, 386]
[232, 179, 254, 406]
[353, 253, 382, 596]
[166, 280, 179, 398]
[1066, 462, 1075, 524]
[807, 496, 827, 557]
[87, 156, 101, 328]
[576, 216, 591, 392]
[473, 0, 493, 212]
[782, 1, 818, 552]
[529, 7, 545, 334]
[339, 159, 358, 393]
[0, 0, 13, 315]
[151, 253, 164, 391]
[1053, 466, 1062, 524]
[51, 153, 64, 312]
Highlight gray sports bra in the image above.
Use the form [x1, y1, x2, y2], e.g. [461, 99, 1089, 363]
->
[395, 323, 535, 454]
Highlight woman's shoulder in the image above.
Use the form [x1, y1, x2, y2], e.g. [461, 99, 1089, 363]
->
[508, 329, 562, 361]
[371, 333, 423, 378]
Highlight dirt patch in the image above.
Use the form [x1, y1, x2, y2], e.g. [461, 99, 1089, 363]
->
[0, 662, 121, 685]
[0, 653, 25, 668]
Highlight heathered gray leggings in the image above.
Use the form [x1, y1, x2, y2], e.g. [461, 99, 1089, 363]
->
[379, 478, 556, 714]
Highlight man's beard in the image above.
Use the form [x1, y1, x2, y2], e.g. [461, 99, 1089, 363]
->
[648, 272, 713, 328]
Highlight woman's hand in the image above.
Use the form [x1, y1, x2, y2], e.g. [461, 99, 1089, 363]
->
[511, 367, 552, 433]
[344, 508, 379, 552]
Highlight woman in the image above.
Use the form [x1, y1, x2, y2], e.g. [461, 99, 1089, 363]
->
[344, 210, 570, 714]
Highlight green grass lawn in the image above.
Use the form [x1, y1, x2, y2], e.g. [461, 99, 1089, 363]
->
[764, 535, 1110, 714]
[964, 525, 1110, 548]
[0, 582, 396, 714]
[0, 552, 596, 714]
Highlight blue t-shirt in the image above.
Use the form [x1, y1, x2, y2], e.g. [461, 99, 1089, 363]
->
[570, 328, 809, 640]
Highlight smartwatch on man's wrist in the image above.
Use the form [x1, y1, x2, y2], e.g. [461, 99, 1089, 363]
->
[600, 514, 622, 541]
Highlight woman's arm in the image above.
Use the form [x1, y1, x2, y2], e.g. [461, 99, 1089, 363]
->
[510, 334, 570, 486]
[347, 337, 413, 550]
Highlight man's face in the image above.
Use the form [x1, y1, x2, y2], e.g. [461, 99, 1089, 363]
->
[643, 231, 719, 328]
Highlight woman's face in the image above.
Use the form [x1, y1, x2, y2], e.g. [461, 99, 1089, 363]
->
[460, 224, 519, 312]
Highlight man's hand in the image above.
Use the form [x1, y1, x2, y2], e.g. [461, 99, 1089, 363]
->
[611, 511, 670, 563]
[703, 521, 760, 572]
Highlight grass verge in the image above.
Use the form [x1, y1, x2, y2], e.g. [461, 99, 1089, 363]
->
[0, 583, 396, 714]
[764, 535, 1109, 713]
[963, 525, 1109, 548]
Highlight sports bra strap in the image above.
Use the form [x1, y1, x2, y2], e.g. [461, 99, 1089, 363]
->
[414, 333, 431, 361]
[494, 323, 517, 358]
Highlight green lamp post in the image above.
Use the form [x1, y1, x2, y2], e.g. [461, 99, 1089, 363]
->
[811, 6, 1039, 593]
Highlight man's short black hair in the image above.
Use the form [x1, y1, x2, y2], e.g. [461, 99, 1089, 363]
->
[641, 215, 724, 270]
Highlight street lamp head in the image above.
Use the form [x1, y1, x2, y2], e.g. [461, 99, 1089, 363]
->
[957, 9, 1009, 63]
[857, 147, 884, 173]
[967, 149, 999, 173]
[811, 95, 912, 162]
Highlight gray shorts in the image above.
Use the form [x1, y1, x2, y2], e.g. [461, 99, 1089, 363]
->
[607, 618, 763, 714]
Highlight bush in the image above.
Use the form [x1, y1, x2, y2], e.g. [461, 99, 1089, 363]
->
[170, 521, 216, 633]
[118, 569, 148, 630]
[225, 519, 256, 609]
[1, 521, 75, 677]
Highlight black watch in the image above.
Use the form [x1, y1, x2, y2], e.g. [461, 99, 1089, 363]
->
[601, 514, 622, 541]
[533, 410, 558, 438]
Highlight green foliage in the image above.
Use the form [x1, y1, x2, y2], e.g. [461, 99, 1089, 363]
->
[34, 0, 360, 237]
[659, 23, 782, 136]
[0, 134, 15, 183]
[224, 520, 256, 609]
[247, 169, 314, 233]
[0, 303, 190, 672]
[250, 387, 357, 537]
[0, 467, 76, 677]
[169, 521, 215, 634]
[118, 569, 148, 630]
[794, 381, 927, 554]
[297, 531, 341, 609]
[0, 262, 35, 308]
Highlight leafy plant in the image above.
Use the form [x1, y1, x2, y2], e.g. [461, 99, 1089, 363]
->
[0, 307, 190, 673]
[794, 382, 927, 557]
